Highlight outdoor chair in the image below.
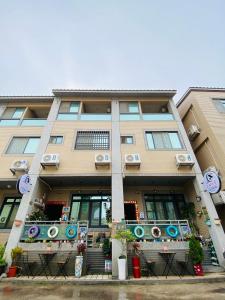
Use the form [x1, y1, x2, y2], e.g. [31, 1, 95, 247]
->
[139, 250, 157, 277]
[54, 251, 72, 279]
[19, 251, 38, 278]
[176, 252, 194, 276]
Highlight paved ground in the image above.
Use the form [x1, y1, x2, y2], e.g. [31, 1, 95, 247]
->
[1, 281, 225, 300]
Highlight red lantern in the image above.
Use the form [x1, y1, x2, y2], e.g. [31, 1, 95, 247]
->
[193, 263, 204, 276]
[132, 256, 141, 278]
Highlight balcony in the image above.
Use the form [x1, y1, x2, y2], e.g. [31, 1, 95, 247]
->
[21, 119, 47, 126]
[0, 119, 20, 126]
[57, 113, 78, 120]
[80, 114, 111, 121]
[120, 114, 141, 121]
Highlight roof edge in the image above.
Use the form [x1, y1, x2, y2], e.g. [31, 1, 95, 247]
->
[177, 87, 225, 107]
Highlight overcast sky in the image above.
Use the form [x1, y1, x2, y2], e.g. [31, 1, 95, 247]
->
[0, 0, 224, 101]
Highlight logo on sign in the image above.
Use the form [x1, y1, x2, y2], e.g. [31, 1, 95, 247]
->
[203, 171, 221, 194]
[16, 174, 32, 195]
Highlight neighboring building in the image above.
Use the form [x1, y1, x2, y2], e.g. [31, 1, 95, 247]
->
[0, 89, 225, 277]
[177, 87, 225, 230]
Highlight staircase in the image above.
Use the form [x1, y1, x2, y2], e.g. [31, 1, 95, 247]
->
[202, 249, 224, 273]
[86, 248, 106, 274]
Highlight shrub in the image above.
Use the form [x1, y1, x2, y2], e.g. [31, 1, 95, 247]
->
[189, 235, 204, 265]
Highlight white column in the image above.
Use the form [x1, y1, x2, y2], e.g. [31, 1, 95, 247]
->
[4, 98, 61, 264]
[111, 99, 125, 278]
[0, 105, 6, 117]
[170, 99, 225, 267]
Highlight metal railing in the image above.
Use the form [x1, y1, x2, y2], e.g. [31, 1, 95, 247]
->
[0, 118, 47, 127]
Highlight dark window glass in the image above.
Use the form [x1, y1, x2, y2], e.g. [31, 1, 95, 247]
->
[75, 131, 110, 150]
[0, 197, 21, 229]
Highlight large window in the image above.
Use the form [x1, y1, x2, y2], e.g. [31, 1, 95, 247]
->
[145, 194, 186, 220]
[57, 102, 80, 120]
[75, 131, 110, 150]
[6, 137, 40, 154]
[0, 197, 21, 229]
[2, 107, 25, 119]
[120, 102, 140, 121]
[70, 194, 111, 227]
[146, 131, 183, 150]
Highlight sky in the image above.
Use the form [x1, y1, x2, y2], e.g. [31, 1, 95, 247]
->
[0, 0, 225, 101]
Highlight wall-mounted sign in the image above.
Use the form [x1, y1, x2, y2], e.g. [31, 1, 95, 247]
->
[140, 211, 145, 219]
[203, 171, 221, 194]
[16, 174, 32, 195]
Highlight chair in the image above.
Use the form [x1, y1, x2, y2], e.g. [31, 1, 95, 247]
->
[176, 252, 194, 276]
[20, 251, 38, 278]
[139, 250, 157, 277]
[55, 251, 72, 279]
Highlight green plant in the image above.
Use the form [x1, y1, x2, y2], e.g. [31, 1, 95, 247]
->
[11, 246, 23, 266]
[25, 237, 35, 243]
[189, 235, 204, 265]
[102, 238, 112, 258]
[28, 210, 48, 221]
[0, 244, 5, 259]
[106, 207, 112, 223]
[114, 229, 135, 258]
[132, 242, 141, 256]
[0, 257, 6, 266]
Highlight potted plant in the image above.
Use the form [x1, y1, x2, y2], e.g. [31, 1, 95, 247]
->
[131, 242, 141, 278]
[75, 242, 86, 278]
[114, 229, 135, 280]
[189, 235, 204, 276]
[0, 244, 7, 275]
[106, 207, 112, 228]
[7, 246, 23, 277]
[46, 241, 53, 251]
[102, 238, 112, 273]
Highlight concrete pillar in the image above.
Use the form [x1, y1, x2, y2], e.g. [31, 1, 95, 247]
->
[111, 99, 125, 278]
[169, 99, 225, 267]
[0, 105, 6, 117]
[4, 98, 61, 264]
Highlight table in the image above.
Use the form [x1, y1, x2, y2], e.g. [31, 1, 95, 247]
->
[159, 251, 180, 278]
[38, 252, 57, 278]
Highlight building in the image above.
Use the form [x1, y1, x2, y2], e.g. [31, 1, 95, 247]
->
[0, 89, 225, 277]
[177, 87, 225, 230]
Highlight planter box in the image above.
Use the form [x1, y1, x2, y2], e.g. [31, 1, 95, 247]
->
[118, 258, 126, 280]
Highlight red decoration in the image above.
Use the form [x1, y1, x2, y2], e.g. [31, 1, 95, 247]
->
[132, 256, 141, 278]
[7, 266, 17, 277]
[193, 263, 204, 276]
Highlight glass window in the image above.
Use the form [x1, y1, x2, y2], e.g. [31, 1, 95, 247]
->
[222, 101, 225, 108]
[70, 194, 111, 227]
[0, 197, 21, 229]
[49, 136, 63, 144]
[70, 102, 80, 113]
[75, 131, 110, 150]
[121, 136, 134, 144]
[12, 108, 25, 119]
[6, 137, 40, 154]
[128, 103, 139, 113]
[146, 132, 183, 150]
[146, 202, 156, 220]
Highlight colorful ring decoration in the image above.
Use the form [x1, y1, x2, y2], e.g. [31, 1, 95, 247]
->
[47, 225, 59, 239]
[65, 225, 77, 239]
[166, 225, 179, 238]
[134, 225, 145, 238]
[151, 226, 161, 238]
[28, 225, 40, 238]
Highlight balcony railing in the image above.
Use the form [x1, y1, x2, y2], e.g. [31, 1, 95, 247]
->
[80, 114, 111, 121]
[57, 113, 78, 120]
[126, 219, 190, 241]
[0, 119, 20, 126]
[21, 119, 47, 126]
[120, 114, 141, 121]
[142, 113, 174, 121]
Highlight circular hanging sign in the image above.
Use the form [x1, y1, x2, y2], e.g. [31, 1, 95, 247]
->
[203, 171, 221, 194]
[16, 174, 32, 195]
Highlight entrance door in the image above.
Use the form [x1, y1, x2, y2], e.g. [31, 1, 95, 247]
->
[45, 204, 64, 221]
[124, 203, 136, 221]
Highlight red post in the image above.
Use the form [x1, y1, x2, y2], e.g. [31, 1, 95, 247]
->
[132, 256, 141, 278]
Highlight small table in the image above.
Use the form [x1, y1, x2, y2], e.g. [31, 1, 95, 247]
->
[38, 252, 57, 278]
[159, 251, 180, 278]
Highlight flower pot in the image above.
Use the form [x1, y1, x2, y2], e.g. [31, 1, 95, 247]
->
[132, 256, 141, 278]
[118, 258, 126, 280]
[193, 263, 204, 276]
[7, 266, 17, 277]
[75, 255, 83, 278]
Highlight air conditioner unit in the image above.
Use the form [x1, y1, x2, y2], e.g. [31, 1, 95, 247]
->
[187, 124, 200, 140]
[125, 153, 141, 167]
[10, 160, 29, 175]
[175, 154, 195, 168]
[41, 154, 60, 168]
[95, 153, 111, 167]
[211, 191, 225, 205]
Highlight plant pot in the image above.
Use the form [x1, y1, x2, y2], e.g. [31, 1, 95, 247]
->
[118, 258, 126, 280]
[75, 255, 83, 278]
[7, 266, 17, 277]
[0, 265, 6, 275]
[132, 256, 141, 278]
[193, 263, 204, 276]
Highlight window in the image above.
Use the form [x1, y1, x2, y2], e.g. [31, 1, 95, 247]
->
[2, 107, 25, 119]
[121, 135, 134, 144]
[120, 102, 140, 120]
[49, 136, 63, 144]
[6, 137, 40, 154]
[57, 102, 80, 120]
[144, 194, 185, 220]
[128, 103, 139, 113]
[221, 100, 225, 109]
[70, 195, 111, 227]
[146, 131, 183, 150]
[213, 99, 225, 113]
[75, 131, 110, 150]
[0, 197, 21, 229]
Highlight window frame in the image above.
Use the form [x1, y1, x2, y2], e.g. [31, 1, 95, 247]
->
[49, 135, 64, 145]
[74, 130, 110, 150]
[70, 194, 111, 228]
[57, 101, 80, 120]
[120, 135, 135, 145]
[4, 136, 41, 155]
[0, 197, 22, 229]
[145, 130, 184, 151]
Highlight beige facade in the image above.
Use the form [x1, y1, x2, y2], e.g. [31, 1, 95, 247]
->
[177, 88, 225, 228]
[1, 89, 225, 277]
